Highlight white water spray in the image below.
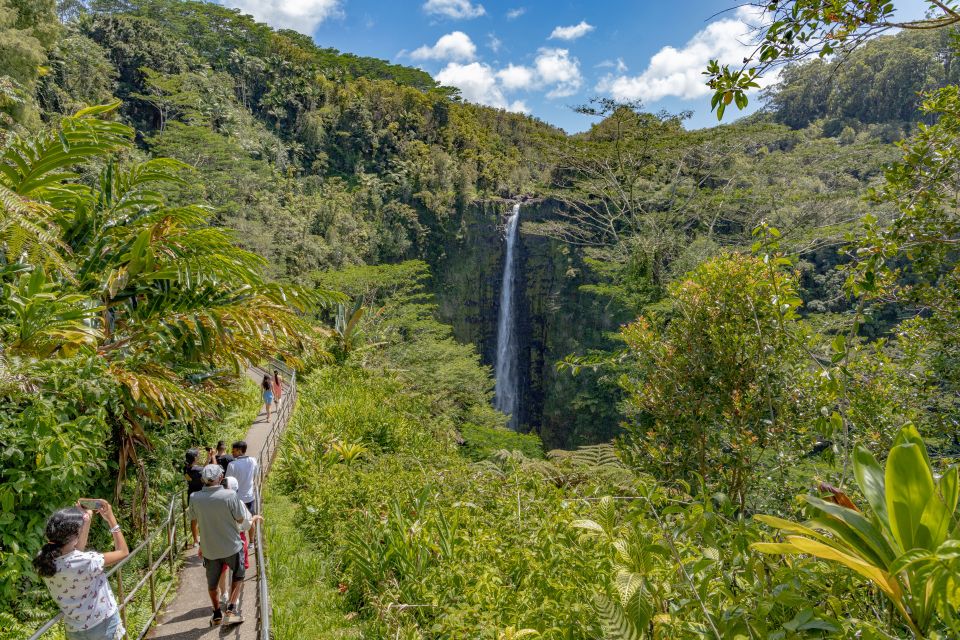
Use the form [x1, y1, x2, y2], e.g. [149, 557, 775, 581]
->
[495, 204, 521, 429]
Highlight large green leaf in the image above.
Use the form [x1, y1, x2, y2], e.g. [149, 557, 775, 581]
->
[893, 423, 932, 468]
[804, 496, 896, 568]
[920, 465, 959, 549]
[853, 446, 889, 534]
[886, 440, 936, 552]
[594, 594, 644, 640]
[782, 536, 902, 602]
[754, 514, 843, 549]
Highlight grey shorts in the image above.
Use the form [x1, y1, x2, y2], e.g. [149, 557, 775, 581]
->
[203, 552, 244, 590]
[244, 499, 258, 516]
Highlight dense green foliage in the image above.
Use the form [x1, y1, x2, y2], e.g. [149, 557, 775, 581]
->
[268, 259, 959, 638]
[765, 29, 960, 130]
[618, 253, 811, 509]
[2, 0, 558, 281]
[0, 103, 328, 626]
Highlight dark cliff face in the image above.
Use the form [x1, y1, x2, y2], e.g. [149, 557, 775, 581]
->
[430, 199, 628, 449]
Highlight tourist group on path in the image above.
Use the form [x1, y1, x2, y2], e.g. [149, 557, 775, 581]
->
[35, 373, 283, 638]
[184, 439, 262, 627]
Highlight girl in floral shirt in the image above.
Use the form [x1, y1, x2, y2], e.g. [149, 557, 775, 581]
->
[34, 501, 130, 640]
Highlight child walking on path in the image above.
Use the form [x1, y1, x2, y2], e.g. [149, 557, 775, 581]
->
[260, 375, 273, 423]
[35, 501, 130, 640]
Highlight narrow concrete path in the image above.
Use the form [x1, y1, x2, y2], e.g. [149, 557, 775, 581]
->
[149, 368, 290, 640]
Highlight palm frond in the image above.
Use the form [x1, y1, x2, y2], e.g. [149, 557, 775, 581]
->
[0, 102, 131, 198]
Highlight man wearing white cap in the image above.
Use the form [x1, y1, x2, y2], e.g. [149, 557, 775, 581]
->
[187, 464, 247, 626]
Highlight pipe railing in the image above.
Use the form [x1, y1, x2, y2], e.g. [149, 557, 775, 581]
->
[246, 358, 297, 640]
[27, 361, 298, 640]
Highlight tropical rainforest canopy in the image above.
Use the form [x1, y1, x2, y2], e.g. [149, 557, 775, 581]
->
[2, 1, 960, 638]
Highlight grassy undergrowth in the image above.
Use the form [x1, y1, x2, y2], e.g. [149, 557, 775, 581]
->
[264, 491, 362, 640]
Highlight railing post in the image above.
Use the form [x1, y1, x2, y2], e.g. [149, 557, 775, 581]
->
[181, 490, 188, 550]
[147, 531, 157, 616]
[116, 565, 127, 638]
[167, 509, 176, 574]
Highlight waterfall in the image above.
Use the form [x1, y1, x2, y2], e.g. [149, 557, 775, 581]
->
[495, 203, 521, 429]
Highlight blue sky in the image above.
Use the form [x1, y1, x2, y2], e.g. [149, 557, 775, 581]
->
[217, 0, 931, 132]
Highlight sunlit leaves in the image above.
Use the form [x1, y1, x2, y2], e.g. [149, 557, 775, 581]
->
[618, 252, 809, 508]
[754, 424, 960, 635]
[705, 1, 955, 119]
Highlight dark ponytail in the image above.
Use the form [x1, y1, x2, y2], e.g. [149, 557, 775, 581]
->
[33, 507, 85, 578]
[261, 375, 271, 391]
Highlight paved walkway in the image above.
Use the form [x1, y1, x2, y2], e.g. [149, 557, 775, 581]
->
[149, 368, 289, 640]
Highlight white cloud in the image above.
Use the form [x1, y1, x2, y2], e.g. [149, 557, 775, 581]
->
[596, 5, 770, 103]
[423, 0, 486, 19]
[506, 7, 525, 19]
[220, 0, 341, 33]
[535, 47, 582, 98]
[487, 33, 502, 53]
[436, 62, 528, 112]
[411, 31, 477, 61]
[435, 48, 581, 110]
[497, 63, 535, 90]
[596, 58, 628, 73]
[548, 21, 594, 41]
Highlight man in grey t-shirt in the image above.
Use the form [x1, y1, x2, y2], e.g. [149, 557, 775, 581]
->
[188, 464, 247, 626]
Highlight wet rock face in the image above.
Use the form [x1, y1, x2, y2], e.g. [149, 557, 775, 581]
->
[430, 199, 628, 449]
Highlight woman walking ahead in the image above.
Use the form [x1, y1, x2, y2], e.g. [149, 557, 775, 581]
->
[261, 375, 273, 423]
[272, 370, 282, 409]
[35, 501, 130, 640]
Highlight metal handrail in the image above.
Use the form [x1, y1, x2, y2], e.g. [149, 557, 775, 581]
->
[26, 364, 298, 640]
[250, 361, 297, 640]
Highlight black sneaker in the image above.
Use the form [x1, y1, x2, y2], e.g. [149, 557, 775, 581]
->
[210, 608, 223, 626]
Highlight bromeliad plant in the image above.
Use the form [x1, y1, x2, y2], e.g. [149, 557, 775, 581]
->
[753, 424, 960, 637]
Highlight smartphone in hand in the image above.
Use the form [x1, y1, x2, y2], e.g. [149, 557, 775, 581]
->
[78, 498, 103, 511]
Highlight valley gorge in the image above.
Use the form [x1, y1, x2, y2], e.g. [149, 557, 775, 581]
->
[432, 199, 629, 448]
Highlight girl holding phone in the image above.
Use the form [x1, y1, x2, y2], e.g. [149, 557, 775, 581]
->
[34, 500, 130, 639]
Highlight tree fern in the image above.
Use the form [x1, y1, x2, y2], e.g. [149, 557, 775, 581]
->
[547, 443, 621, 467]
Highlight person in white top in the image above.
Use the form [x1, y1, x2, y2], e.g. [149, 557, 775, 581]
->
[225, 440, 259, 540]
[35, 500, 130, 640]
[215, 477, 265, 606]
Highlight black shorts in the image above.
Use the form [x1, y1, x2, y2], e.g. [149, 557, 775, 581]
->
[244, 500, 258, 516]
[203, 552, 244, 589]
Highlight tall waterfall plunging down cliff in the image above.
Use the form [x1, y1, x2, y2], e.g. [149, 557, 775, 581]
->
[495, 203, 521, 429]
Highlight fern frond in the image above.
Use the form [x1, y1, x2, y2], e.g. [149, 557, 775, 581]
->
[594, 594, 643, 640]
[0, 183, 71, 274]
